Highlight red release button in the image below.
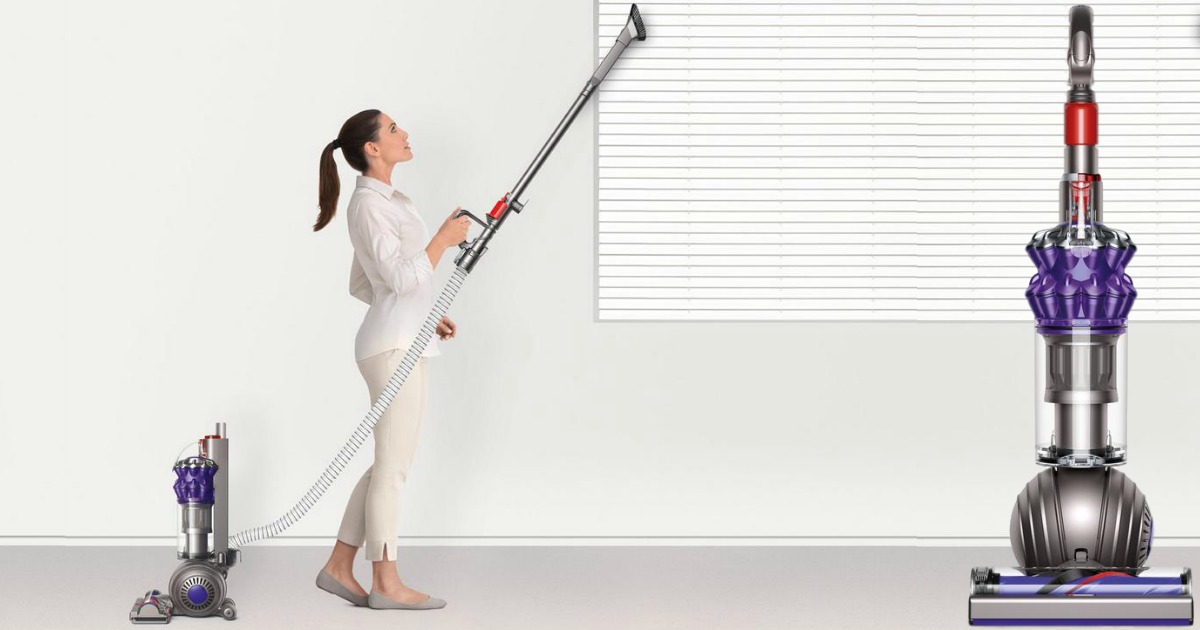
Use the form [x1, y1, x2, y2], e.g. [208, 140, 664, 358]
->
[488, 195, 509, 220]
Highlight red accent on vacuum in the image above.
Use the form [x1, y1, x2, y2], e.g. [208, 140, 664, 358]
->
[1065, 102, 1098, 146]
[488, 195, 509, 220]
[1069, 174, 1099, 222]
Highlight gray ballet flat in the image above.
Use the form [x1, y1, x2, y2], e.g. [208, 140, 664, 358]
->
[367, 591, 447, 610]
[315, 570, 368, 607]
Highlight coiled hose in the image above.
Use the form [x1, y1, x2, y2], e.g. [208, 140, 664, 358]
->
[230, 266, 470, 549]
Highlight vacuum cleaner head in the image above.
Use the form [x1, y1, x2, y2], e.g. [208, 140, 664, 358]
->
[970, 567, 1193, 626]
[628, 4, 647, 42]
[592, 4, 647, 87]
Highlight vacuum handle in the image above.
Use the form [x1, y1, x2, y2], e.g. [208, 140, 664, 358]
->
[1070, 5, 1093, 45]
[455, 209, 487, 249]
[1068, 5, 1094, 87]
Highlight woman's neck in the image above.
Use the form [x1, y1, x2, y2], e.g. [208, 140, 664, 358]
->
[365, 164, 393, 186]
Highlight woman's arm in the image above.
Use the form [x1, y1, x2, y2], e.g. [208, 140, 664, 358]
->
[349, 255, 375, 304]
[353, 203, 436, 296]
[351, 202, 471, 296]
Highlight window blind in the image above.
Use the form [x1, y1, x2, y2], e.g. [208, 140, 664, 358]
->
[596, 1, 1200, 321]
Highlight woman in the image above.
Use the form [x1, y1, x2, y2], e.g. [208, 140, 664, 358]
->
[311, 109, 470, 610]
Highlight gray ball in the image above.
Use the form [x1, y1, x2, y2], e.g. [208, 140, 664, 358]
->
[1010, 467, 1152, 569]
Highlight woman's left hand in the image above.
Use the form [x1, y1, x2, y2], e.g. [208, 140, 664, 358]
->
[437, 317, 457, 341]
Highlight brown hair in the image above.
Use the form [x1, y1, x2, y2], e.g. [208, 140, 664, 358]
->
[314, 109, 382, 232]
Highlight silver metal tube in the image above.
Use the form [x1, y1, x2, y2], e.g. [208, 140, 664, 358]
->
[180, 504, 212, 559]
[508, 87, 592, 204]
[1056, 403, 1108, 454]
[1064, 145, 1098, 175]
[205, 429, 229, 557]
[508, 7, 643, 206]
[592, 41, 630, 89]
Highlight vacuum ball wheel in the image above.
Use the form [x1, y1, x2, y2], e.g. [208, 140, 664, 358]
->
[168, 561, 228, 618]
[220, 599, 237, 620]
[1011, 467, 1153, 569]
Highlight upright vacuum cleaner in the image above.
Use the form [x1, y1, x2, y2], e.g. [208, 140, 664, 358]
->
[968, 6, 1193, 626]
[131, 425, 238, 623]
[129, 5, 647, 623]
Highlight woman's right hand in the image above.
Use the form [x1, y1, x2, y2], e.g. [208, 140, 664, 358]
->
[434, 207, 472, 250]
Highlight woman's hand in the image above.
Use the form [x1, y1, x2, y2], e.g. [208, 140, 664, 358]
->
[434, 207, 471, 251]
[425, 207, 472, 269]
[437, 317, 457, 341]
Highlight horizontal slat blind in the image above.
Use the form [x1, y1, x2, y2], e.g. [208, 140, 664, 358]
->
[597, 1, 1200, 321]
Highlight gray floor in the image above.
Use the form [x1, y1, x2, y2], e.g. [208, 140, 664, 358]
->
[2, 545, 1197, 629]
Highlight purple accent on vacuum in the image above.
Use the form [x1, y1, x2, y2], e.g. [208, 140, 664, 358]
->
[1025, 222, 1137, 333]
[973, 620, 1190, 627]
[996, 574, 1187, 597]
[187, 584, 210, 606]
[173, 457, 217, 505]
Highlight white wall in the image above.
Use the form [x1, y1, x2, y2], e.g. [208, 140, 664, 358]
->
[2, 0, 1199, 542]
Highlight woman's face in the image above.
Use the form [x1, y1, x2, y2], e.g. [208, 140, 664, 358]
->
[367, 113, 413, 165]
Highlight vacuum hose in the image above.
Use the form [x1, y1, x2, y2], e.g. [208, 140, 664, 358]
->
[230, 267, 469, 549]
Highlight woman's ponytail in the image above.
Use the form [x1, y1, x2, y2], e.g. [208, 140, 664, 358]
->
[313, 109, 382, 232]
[314, 139, 341, 231]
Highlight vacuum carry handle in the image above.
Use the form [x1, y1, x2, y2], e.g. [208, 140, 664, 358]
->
[1068, 5, 1094, 87]
[455, 209, 487, 250]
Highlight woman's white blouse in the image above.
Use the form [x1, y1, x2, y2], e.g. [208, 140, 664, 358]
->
[346, 175, 440, 361]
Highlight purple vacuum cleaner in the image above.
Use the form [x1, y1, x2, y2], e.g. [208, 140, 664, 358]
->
[968, 6, 1193, 626]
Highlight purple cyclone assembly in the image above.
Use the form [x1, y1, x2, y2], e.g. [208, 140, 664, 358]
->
[968, 6, 1193, 627]
[1025, 210, 1136, 334]
[173, 456, 218, 560]
[174, 457, 217, 506]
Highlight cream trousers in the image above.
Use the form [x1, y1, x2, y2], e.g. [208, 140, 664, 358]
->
[336, 349, 428, 562]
